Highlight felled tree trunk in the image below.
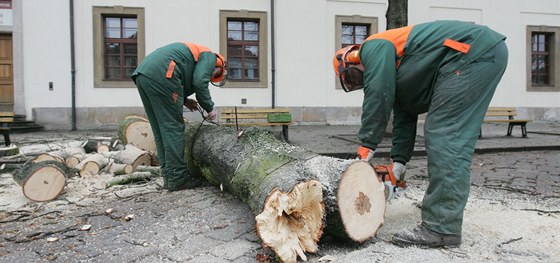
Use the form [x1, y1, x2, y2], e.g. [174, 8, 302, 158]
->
[12, 160, 79, 202]
[184, 124, 386, 262]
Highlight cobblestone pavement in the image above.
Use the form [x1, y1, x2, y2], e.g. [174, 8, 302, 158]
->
[1, 125, 559, 262]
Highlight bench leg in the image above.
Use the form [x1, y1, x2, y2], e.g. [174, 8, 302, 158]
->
[282, 125, 289, 142]
[521, 123, 528, 138]
[507, 123, 513, 136]
[478, 128, 482, 139]
[2, 132, 9, 147]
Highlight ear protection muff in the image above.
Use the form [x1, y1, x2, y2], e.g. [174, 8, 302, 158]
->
[211, 53, 228, 87]
[333, 45, 364, 92]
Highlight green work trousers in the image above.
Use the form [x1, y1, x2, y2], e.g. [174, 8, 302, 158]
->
[135, 74, 188, 190]
[422, 41, 508, 235]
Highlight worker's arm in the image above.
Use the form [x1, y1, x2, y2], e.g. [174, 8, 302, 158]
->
[192, 52, 216, 113]
[390, 106, 418, 164]
[357, 39, 397, 150]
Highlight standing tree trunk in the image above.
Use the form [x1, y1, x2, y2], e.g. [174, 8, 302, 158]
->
[183, 124, 386, 262]
[386, 0, 408, 30]
[385, 0, 408, 135]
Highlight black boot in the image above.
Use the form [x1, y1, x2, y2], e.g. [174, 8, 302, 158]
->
[167, 176, 202, 192]
[392, 223, 461, 248]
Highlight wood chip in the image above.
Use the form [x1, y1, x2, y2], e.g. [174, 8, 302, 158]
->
[79, 224, 92, 231]
[124, 214, 135, 221]
[46, 237, 59, 242]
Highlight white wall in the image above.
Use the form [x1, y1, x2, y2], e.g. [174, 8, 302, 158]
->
[409, 0, 560, 108]
[18, 0, 560, 123]
[21, 0, 72, 118]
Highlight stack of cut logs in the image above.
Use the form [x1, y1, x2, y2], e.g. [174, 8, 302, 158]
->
[2, 116, 159, 202]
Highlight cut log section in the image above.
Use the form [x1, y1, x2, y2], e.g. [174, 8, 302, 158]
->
[33, 153, 64, 163]
[75, 153, 109, 177]
[100, 145, 152, 169]
[103, 161, 134, 176]
[117, 117, 157, 153]
[12, 160, 78, 202]
[183, 124, 382, 262]
[336, 161, 386, 242]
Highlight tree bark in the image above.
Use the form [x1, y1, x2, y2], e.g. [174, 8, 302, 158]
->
[184, 124, 386, 262]
[386, 0, 408, 30]
[12, 160, 78, 202]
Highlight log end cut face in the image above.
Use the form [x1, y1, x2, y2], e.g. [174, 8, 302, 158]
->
[337, 161, 386, 242]
[255, 180, 324, 263]
[22, 166, 66, 202]
[126, 121, 156, 153]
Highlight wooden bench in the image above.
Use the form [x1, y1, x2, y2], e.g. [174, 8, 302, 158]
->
[220, 107, 292, 142]
[480, 107, 531, 138]
[0, 112, 14, 146]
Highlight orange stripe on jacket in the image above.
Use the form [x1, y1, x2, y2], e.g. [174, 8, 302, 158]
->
[364, 25, 414, 57]
[183, 42, 212, 61]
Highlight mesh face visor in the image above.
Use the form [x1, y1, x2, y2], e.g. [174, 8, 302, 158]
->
[337, 54, 365, 92]
[210, 56, 228, 87]
[210, 66, 228, 87]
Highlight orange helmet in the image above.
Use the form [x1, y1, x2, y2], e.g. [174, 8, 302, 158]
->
[211, 52, 228, 86]
[333, 45, 361, 76]
[333, 45, 364, 92]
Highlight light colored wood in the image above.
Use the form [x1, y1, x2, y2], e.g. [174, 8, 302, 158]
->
[337, 161, 386, 242]
[100, 144, 152, 169]
[124, 115, 149, 122]
[256, 181, 324, 262]
[118, 118, 157, 153]
[0, 117, 13, 122]
[483, 120, 530, 123]
[221, 122, 289, 127]
[220, 108, 290, 114]
[33, 153, 64, 163]
[75, 153, 109, 176]
[65, 156, 83, 168]
[23, 166, 66, 202]
[0, 111, 15, 117]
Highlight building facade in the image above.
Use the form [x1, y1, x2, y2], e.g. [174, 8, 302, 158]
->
[2, 0, 559, 130]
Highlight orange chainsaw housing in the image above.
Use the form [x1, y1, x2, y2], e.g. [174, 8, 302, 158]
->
[374, 165, 407, 188]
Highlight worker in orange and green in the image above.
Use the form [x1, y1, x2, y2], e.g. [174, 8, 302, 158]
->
[333, 20, 508, 247]
[132, 42, 227, 192]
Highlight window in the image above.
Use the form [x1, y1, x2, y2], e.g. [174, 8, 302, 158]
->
[93, 6, 145, 88]
[335, 16, 378, 89]
[104, 16, 137, 80]
[527, 26, 560, 92]
[227, 20, 259, 81]
[220, 10, 268, 88]
[341, 24, 369, 47]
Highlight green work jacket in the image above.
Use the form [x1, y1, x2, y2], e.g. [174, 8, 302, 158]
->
[132, 42, 216, 112]
[357, 20, 506, 163]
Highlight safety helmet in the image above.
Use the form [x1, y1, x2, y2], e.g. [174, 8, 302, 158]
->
[333, 45, 364, 92]
[211, 53, 228, 87]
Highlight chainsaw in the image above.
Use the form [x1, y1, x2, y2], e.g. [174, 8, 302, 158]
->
[373, 164, 407, 201]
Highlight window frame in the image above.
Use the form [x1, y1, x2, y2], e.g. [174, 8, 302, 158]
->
[335, 15, 378, 90]
[526, 25, 560, 92]
[220, 10, 268, 88]
[93, 6, 145, 88]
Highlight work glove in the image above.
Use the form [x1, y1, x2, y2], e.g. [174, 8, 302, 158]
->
[392, 161, 406, 181]
[206, 110, 217, 121]
[184, 99, 199, 112]
[374, 163, 408, 202]
[356, 146, 375, 162]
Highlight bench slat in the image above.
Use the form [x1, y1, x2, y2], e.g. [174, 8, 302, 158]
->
[220, 108, 290, 114]
[0, 117, 14, 122]
[222, 123, 290, 127]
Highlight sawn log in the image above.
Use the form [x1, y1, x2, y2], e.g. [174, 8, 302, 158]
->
[184, 124, 386, 262]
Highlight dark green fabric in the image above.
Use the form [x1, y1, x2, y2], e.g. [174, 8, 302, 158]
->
[357, 20, 506, 157]
[132, 42, 216, 112]
[132, 42, 217, 190]
[135, 74, 187, 190]
[356, 21, 508, 235]
[422, 41, 508, 234]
